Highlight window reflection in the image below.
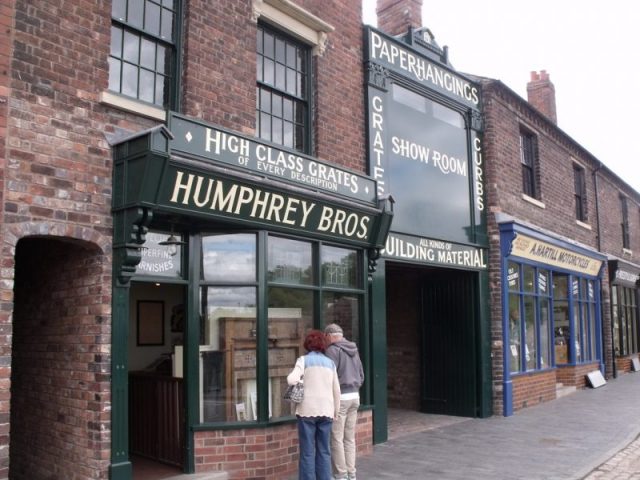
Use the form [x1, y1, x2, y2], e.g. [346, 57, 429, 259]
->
[268, 236, 313, 285]
[202, 234, 256, 282]
[323, 292, 359, 343]
[322, 245, 359, 288]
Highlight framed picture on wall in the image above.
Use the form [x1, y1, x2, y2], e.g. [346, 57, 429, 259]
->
[137, 300, 165, 346]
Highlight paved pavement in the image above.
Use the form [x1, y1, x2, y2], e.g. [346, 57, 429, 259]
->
[356, 372, 640, 480]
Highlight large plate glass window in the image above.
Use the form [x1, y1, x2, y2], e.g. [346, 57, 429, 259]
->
[200, 233, 257, 423]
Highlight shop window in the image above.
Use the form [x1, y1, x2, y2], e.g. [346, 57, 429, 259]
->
[257, 24, 310, 153]
[620, 196, 630, 249]
[613, 285, 639, 356]
[508, 262, 552, 373]
[519, 129, 539, 199]
[109, 0, 178, 109]
[198, 233, 364, 424]
[573, 164, 587, 222]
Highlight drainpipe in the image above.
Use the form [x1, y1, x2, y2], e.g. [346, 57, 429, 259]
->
[593, 162, 616, 378]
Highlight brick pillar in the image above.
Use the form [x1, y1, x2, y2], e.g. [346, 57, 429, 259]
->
[377, 0, 423, 36]
[527, 70, 557, 124]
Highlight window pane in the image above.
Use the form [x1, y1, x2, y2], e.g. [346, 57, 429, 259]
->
[129, 0, 144, 28]
[283, 98, 293, 121]
[264, 31, 274, 58]
[111, 26, 123, 56]
[272, 118, 282, 144]
[268, 236, 313, 285]
[275, 63, 286, 90]
[112, 0, 126, 19]
[160, 7, 174, 40]
[200, 286, 256, 423]
[286, 43, 296, 67]
[122, 63, 138, 97]
[283, 121, 293, 148]
[272, 93, 282, 117]
[524, 296, 536, 370]
[540, 298, 550, 368]
[286, 68, 296, 95]
[523, 265, 534, 293]
[263, 59, 274, 85]
[108, 57, 121, 91]
[508, 294, 521, 373]
[154, 74, 166, 106]
[537, 269, 549, 296]
[590, 302, 597, 359]
[260, 113, 271, 140]
[139, 69, 155, 102]
[123, 31, 140, 63]
[553, 274, 569, 363]
[156, 44, 166, 71]
[322, 246, 359, 288]
[268, 287, 313, 420]
[507, 262, 520, 291]
[140, 38, 156, 69]
[323, 292, 360, 344]
[145, 0, 161, 36]
[202, 234, 256, 282]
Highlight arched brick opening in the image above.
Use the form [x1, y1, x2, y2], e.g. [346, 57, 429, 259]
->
[9, 235, 111, 480]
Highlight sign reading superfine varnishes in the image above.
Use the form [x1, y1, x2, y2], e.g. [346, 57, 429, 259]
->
[168, 113, 377, 204]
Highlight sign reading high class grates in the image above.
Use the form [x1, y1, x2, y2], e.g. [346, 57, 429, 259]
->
[168, 113, 377, 204]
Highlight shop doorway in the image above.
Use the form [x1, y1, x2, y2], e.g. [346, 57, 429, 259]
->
[128, 281, 186, 478]
[386, 264, 479, 419]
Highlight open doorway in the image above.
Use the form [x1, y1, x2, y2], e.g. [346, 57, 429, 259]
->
[128, 281, 186, 479]
[386, 263, 479, 432]
[10, 236, 111, 478]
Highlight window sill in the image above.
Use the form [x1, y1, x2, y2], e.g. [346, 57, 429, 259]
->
[623, 248, 633, 256]
[521, 194, 545, 209]
[576, 220, 592, 230]
[100, 91, 167, 121]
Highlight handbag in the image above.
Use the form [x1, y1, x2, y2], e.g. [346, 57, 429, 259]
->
[284, 380, 304, 403]
[284, 356, 305, 403]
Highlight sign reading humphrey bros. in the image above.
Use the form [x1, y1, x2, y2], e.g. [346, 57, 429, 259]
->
[158, 164, 376, 246]
[168, 113, 376, 204]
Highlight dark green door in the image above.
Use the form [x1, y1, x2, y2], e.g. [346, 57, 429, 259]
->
[421, 269, 477, 417]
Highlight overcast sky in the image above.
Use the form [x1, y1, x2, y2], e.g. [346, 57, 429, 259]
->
[363, 0, 640, 192]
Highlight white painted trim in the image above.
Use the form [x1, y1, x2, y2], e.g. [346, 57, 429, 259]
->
[252, 0, 334, 55]
[576, 220, 592, 230]
[521, 194, 546, 209]
[99, 91, 167, 121]
[623, 248, 633, 256]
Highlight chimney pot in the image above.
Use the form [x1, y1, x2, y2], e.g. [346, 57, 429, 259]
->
[527, 69, 558, 125]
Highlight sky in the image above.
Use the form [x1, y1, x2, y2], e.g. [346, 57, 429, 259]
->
[363, 0, 640, 192]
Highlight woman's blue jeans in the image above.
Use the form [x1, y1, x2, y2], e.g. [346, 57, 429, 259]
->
[297, 416, 333, 480]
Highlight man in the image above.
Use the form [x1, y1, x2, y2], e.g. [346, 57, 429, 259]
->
[324, 323, 365, 480]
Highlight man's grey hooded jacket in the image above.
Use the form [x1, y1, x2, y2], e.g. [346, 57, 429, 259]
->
[326, 339, 364, 394]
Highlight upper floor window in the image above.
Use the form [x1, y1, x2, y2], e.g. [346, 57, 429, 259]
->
[520, 129, 539, 199]
[109, 0, 177, 108]
[621, 196, 630, 249]
[257, 24, 311, 153]
[573, 164, 587, 222]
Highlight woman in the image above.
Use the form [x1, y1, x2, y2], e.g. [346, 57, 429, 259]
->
[288, 330, 341, 480]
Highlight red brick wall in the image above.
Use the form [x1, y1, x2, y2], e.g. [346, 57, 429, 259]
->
[511, 370, 556, 412]
[10, 238, 110, 479]
[376, 0, 423, 36]
[556, 362, 600, 389]
[194, 410, 372, 479]
[386, 267, 421, 410]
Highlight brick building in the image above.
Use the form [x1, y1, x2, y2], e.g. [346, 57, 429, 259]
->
[0, 1, 392, 479]
[481, 71, 640, 415]
[1, 0, 639, 478]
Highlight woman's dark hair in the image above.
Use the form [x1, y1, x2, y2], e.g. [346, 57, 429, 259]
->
[304, 330, 327, 353]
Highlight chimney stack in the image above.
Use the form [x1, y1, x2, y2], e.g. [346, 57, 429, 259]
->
[377, 0, 423, 36]
[527, 70, 557, 124]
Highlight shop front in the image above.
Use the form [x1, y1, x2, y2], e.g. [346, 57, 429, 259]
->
[364, 25, 492, 444]
[109, 114, 392, 479]
[500, 222, 606, 416]
[608, 259, 640, 375]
